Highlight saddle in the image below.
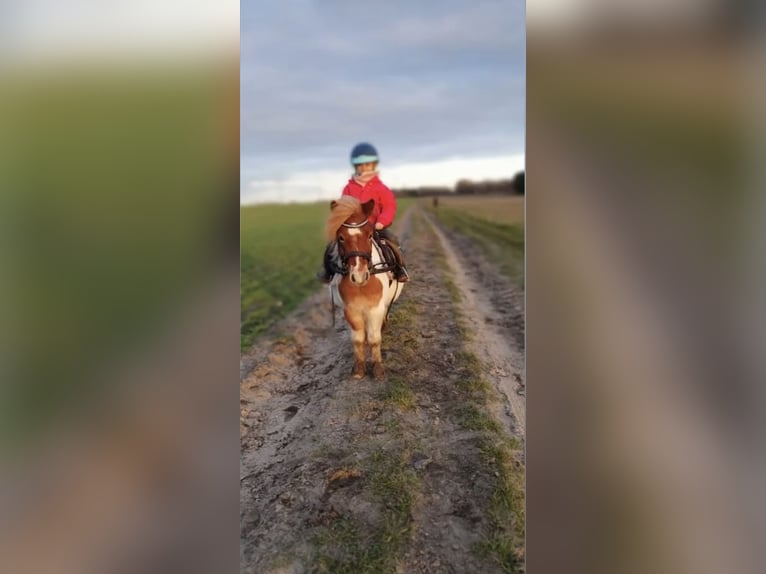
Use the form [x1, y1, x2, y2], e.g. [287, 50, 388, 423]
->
[372, 232, 398, 272]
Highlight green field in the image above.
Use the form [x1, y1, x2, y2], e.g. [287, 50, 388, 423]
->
[240, 202, 327, 350]
[424, 195, 524, 225]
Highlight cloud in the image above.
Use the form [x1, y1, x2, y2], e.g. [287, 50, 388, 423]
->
[383, 6, 523, 51]
[241, 0, 525, 202]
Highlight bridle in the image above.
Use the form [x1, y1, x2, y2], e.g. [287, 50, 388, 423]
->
[337, 218, 372, 267]
[334, 218, 395, 276]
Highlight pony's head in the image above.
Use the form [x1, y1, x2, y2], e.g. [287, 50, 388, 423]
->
[326, 196, 376, 286]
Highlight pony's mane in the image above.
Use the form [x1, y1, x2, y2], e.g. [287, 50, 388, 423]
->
[326, 196, 364, 242]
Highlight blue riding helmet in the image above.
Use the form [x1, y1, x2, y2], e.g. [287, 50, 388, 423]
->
[350, 142, 379, 165]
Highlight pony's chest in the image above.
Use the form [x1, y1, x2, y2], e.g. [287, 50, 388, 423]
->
[338, 275, 385, 307]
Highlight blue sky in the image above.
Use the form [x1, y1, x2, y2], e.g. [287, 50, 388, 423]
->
[241, 0, 525, 204]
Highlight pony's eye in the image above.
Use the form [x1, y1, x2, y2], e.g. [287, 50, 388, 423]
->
[337, 236, 344, 243]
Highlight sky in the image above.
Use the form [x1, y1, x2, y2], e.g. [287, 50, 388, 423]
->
[241, 0, 526, 204]
[2, 1, 238, 61]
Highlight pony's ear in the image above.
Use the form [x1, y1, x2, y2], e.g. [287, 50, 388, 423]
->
[362, 199, 375, 217]
[330, 200, 338, 211]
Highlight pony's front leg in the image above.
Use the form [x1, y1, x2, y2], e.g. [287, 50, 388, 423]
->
[366, 312, 385, 380]
[345, 309, 367, 379]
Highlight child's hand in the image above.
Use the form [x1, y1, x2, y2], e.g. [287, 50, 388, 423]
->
[375, 222, 384, 230]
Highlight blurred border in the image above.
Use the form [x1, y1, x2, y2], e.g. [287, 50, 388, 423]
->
[527, 1, 764, 573]
[0, 3, 240, 573]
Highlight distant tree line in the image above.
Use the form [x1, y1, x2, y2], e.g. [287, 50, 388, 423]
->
[393, 170, 524, 198]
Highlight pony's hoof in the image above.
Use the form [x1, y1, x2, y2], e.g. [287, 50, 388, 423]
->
[352, 362, 366, 379]
[372, 364, 385, 380]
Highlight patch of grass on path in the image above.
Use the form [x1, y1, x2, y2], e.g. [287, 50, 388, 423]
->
[381, 375, 416, 411]
[475, 438, 525, 572]
[314, 447, 420, 574]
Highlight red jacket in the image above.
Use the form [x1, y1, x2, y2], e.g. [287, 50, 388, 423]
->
[341, 175, 397, 227]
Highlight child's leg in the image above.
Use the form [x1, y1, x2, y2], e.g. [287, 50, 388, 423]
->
[317, 241, 336, 283]
[387, 241, 408, 280]
[376, 229, 408, 282]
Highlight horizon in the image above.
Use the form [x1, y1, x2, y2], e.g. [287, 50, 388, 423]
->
[241, 152, 525, 205]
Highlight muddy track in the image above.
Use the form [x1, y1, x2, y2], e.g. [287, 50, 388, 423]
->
[422, 211, 526, 436]
[427, 213, 525, 353]
[240, 205, 525, 573]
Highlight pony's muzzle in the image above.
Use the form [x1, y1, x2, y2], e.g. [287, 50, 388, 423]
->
[344, 253, 371, 286]
[350, 269, 370, 286]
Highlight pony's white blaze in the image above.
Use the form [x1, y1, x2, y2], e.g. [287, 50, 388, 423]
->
[346, 226, 370, 284]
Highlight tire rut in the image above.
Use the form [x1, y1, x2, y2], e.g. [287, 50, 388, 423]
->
[422, 209, 526, 438]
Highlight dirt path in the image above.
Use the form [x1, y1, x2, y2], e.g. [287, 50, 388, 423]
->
[422, 211, 526, 436]
[240, 205, 525, 573]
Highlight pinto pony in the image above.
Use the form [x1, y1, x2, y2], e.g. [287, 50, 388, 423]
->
[325, 196, 404, 379]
